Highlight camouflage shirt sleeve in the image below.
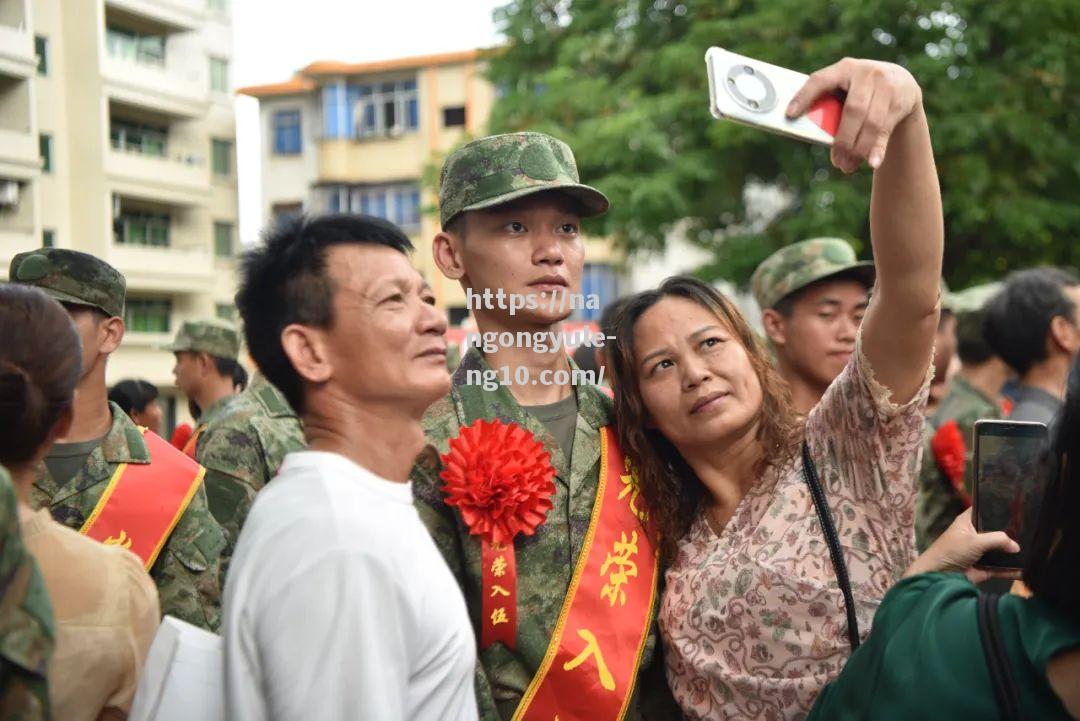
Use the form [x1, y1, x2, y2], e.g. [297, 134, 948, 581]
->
[149, 480, 226, 632]
[412, 448, 501, 721]
[197, 424, 266, 546]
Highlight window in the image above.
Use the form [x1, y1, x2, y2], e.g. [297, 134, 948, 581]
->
[115, 210, 170, 247]
[272, 202, 302, 224]
[111, 119, 167, 156]
[443, 106, 466, 128]
[39, 134, 52, 173]
[42, 230, 55, 248]
[324, 183, 421, 228]
[207, 0, 229, 12]
[324, 80, 419, 139]
[211, 139, 232, 176]
[215, 303, 235, 321]
[214, 221, 234, 258]
[35, 36, 47, 75]
[578, 264, 619, 321]
[209, 57, 229, 92]
[272, 109, 302, 155]
[106, 26, 165, 66]
[124, 298, 172, 333]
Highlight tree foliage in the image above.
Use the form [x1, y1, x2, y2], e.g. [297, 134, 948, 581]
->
[485, 0, 1079, 287]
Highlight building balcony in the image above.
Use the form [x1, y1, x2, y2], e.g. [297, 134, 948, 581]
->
[102, 55, 209, 118]
[317, 135, 428, 185]
[108, 242, 216, 294]
[0, 23, 35, 80]
[103, 0, 204, 32]
[0, 126, 38, 181]
[105, 147, 210, 206]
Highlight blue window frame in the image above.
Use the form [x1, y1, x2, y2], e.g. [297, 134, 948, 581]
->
[324, 182, 422, 228]
[272, 109, 301, 154]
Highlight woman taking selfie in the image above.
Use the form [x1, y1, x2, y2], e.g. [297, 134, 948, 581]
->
[607, 57, 942, 720]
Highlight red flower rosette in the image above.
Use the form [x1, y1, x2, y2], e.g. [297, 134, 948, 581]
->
[931, 419, 972, 507]
[439, 418, 556, 544]
[439, 418, 556, 650]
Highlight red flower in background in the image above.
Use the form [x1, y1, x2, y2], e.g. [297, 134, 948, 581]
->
[931, 419, 972, 507]
[440, 419, 556, 545]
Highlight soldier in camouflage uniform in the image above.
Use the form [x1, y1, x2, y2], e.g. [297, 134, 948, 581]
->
[412, 132, 679, 721]
[0, 466, 53, 721]
[165, 321, 265, 543]
[752, 238, 875, 414]
[9, 249, 226, 631]
[916, 284, 1010, 550]
[191, 370, 305, 542]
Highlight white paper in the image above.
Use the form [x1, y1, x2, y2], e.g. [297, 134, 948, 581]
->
[129, 616, 224, 721]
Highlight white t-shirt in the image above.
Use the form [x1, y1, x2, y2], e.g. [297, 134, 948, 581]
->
[222, 451, 478, 721]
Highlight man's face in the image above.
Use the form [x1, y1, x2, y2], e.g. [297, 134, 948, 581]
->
[1058, 285, 1080, 360]
[322, 244, 450, 411]
[64, 305, 108, 381]
[933, 311, 958, 381]
[172, 352, 201, 398]
[453, 192, 585, 326]
[766, 278, 869, 388]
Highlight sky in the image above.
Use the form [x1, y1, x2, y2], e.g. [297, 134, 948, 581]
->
[230, 0, 505, 244]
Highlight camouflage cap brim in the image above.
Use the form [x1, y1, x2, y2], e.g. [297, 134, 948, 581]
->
[159, 341, 194, 353]
[34, 286, 114, 317]
[453, 182, 609, 227]
[780, 261, 876, 305]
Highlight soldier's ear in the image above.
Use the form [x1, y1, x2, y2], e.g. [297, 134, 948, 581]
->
[433, 231, 466, 281]
[760, 309, 787, 347]
[99, 316, 125, 355]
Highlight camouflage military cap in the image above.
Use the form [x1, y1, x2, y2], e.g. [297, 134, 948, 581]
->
[163, 319, 240, 360]
[9, 248, 125, 318]
[751, 237, 875, 311]
[439, 132, 609, 229]
[947, 282, 1002, 315]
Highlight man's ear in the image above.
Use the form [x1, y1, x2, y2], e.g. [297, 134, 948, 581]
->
[99, 316, 125, 354]
[760, 308, 787, 346]
[281, 324, 333, 385]
[433, 231, 466, 281]
[1049, 315, 1080, 355]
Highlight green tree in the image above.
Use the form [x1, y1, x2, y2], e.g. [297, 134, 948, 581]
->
[486, 0, 1079, 288]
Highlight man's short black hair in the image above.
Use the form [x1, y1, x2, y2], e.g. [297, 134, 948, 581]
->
[235, 214, 414, 414]
[984, 267, 1080, 376]
[109, 379, 160, 415]
[955, 309, 995, 366]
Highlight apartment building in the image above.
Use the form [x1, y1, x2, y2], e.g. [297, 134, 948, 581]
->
[0, 0, 239, 430]
[240, 49, 620, 323]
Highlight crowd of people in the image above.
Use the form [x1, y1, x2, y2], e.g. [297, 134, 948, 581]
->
[1, 55, 1078, 721]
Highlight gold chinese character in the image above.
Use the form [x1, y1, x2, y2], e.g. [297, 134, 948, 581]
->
[618, 461, 648, 522]
[562, 628, 615, 691]
[490, 555, 508, 577]
[600, 531, 640, 607]
[490, 584, 510, 598]
[104, 530, 133, 550]
[490, 607, 509, 626]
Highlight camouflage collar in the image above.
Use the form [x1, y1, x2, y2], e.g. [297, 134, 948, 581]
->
[197, 394, 237, 430]
[247, 373, 298, 419]
[101, 402, 152, 464]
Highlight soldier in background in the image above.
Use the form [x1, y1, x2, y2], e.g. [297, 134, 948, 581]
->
[9, 248, 226, 631]
[753, 237, 875, 414]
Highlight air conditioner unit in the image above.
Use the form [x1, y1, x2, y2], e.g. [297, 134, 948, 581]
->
[0, 181, 19, 208]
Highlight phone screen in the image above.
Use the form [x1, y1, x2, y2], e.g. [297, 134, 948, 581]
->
[975, 422, 1049, 568]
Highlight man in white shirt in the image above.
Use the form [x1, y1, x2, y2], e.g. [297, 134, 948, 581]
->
[225, 214, 477, 721]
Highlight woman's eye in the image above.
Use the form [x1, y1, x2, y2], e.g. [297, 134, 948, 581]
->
[702, 337, 723, 349]
[506, 222, 526, 233]
[651, 359, 673, 375]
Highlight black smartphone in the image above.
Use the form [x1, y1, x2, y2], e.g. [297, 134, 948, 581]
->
[972, 419, 1049, 570]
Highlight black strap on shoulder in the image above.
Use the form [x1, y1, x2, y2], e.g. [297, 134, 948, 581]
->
[801, 441, 861, 651]
[977, 593, 1024, 721]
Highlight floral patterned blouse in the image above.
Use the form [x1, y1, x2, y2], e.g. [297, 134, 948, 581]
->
[659, 331, 931, 721]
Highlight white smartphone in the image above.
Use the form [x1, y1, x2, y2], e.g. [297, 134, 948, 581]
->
[705, 47, 842, 146]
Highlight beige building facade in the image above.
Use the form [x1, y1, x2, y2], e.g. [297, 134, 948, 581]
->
[240, 49, 621, 322]
[0, 0, 239, 431]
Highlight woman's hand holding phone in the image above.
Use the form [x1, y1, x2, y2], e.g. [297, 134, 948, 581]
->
[786, 58, 923, 173]
[904, 509, 1021, 584]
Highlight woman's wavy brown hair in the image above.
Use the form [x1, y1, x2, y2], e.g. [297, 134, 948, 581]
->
[607, 276, 803, 562]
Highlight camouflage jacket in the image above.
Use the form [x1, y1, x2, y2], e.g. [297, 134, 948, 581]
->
[411, 349, 679, 721]
[195, 375, 305, 544]
[0, 468, 53, 721]
[915, 375, 1001, 550]
[31, 404, 226, 631]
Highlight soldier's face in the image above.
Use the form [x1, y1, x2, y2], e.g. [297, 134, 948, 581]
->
[453, 193, 584, 327]
[172, 352, 200, 396]
[632, 297, 764, 451]
[64, 305, 111, 381]
[769, 279, 868, 388]
[322, 244, 450, 411]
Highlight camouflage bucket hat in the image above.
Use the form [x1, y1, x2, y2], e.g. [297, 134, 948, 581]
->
[751, 237, 875, 311]
[162, 319, 240, 360]
[8, 248, 126, 318]
[438, 131, 610, 229]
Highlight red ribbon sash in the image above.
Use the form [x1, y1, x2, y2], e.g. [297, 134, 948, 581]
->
[513, 426, 659, 721]
[80, 429, 206, 570]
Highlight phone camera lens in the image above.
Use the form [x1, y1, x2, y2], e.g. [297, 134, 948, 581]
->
[728, 77, 736, 86]
[748, 99, 759, 109]
[744, 65, 754, 74]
